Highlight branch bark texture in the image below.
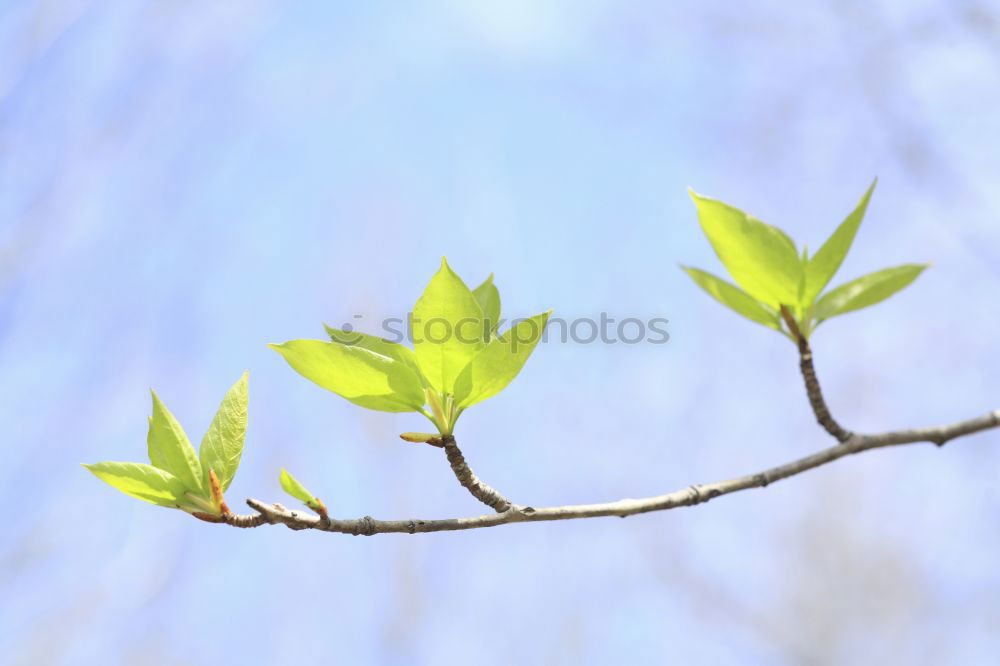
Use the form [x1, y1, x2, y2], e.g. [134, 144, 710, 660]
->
[440, 435, 512, 513]
[780, 305, 852, 442]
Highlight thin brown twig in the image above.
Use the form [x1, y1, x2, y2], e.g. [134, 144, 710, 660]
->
[439, 435, 512, 513]
[780, 305, 853, 442]
[222, 408, 999, 536]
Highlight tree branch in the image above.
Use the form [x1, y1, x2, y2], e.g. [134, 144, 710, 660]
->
[217, 328, 998, 536]
[225, 408, 1000, 536]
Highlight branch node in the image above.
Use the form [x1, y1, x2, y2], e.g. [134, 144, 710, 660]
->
[687, 485, 703, 505]
[754, 473, 770, 488]
[353, 515, 377, 536]
[245, 498, 279, 524]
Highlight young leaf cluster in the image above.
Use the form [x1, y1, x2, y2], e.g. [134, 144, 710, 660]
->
[84, 373, 249, 517]
[86, 187, 938, 522]
[682, 180, 927, 339]
[270, 258, 551, 436]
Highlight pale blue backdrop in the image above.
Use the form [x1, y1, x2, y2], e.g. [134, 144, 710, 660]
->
[2, 1, 999, 664]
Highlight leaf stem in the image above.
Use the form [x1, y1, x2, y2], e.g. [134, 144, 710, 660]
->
[779, 305, 852, 442]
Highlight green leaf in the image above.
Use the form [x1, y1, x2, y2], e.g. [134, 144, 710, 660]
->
[270, 339, 425, 412]
[814, 264, 928, 323]
[147, 391, 204, 493]
[198, 372, 248, 493]
[454, 311, 551, 408]
[411, 258, 485, 393]
[279, 468, 320, 507]
[83, 462, 186, 508]
[803, 179, 876, 305]
[472, 275, 501, 341]
[323, 324, 425, 383]
[680, 266, 780, 330]
[689, 190, 803, 307]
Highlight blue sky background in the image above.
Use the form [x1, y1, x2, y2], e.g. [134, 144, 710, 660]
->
[2, 1, 1000, 664]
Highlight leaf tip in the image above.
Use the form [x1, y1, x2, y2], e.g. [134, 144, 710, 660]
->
[149, 388, 167, 411]
[231, 370, 249, 392]
[862, 177, 878, 201]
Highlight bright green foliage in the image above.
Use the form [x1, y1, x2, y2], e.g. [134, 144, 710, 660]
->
[324, 324, 426, 381]
[802, 181, 875, 305]
[679, 267, 781, 331]
[411, 258, 486, 393]
[279, 468, 323, 510]
[148, 391, 204, 493]
[813, 264, 927, 322]
[198, 372, 249, 492]
[87, 182, 932, 520]
[82, 462, 188, 508]
[273, 258, 549, 435]
[690, 191, 803, 308]
[683, 180, 926, 338]
[85, 375, 250, 515]
[472, 274, 501, 341]
[453, 311, 552, 407]
[270, 340, 426, 412]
